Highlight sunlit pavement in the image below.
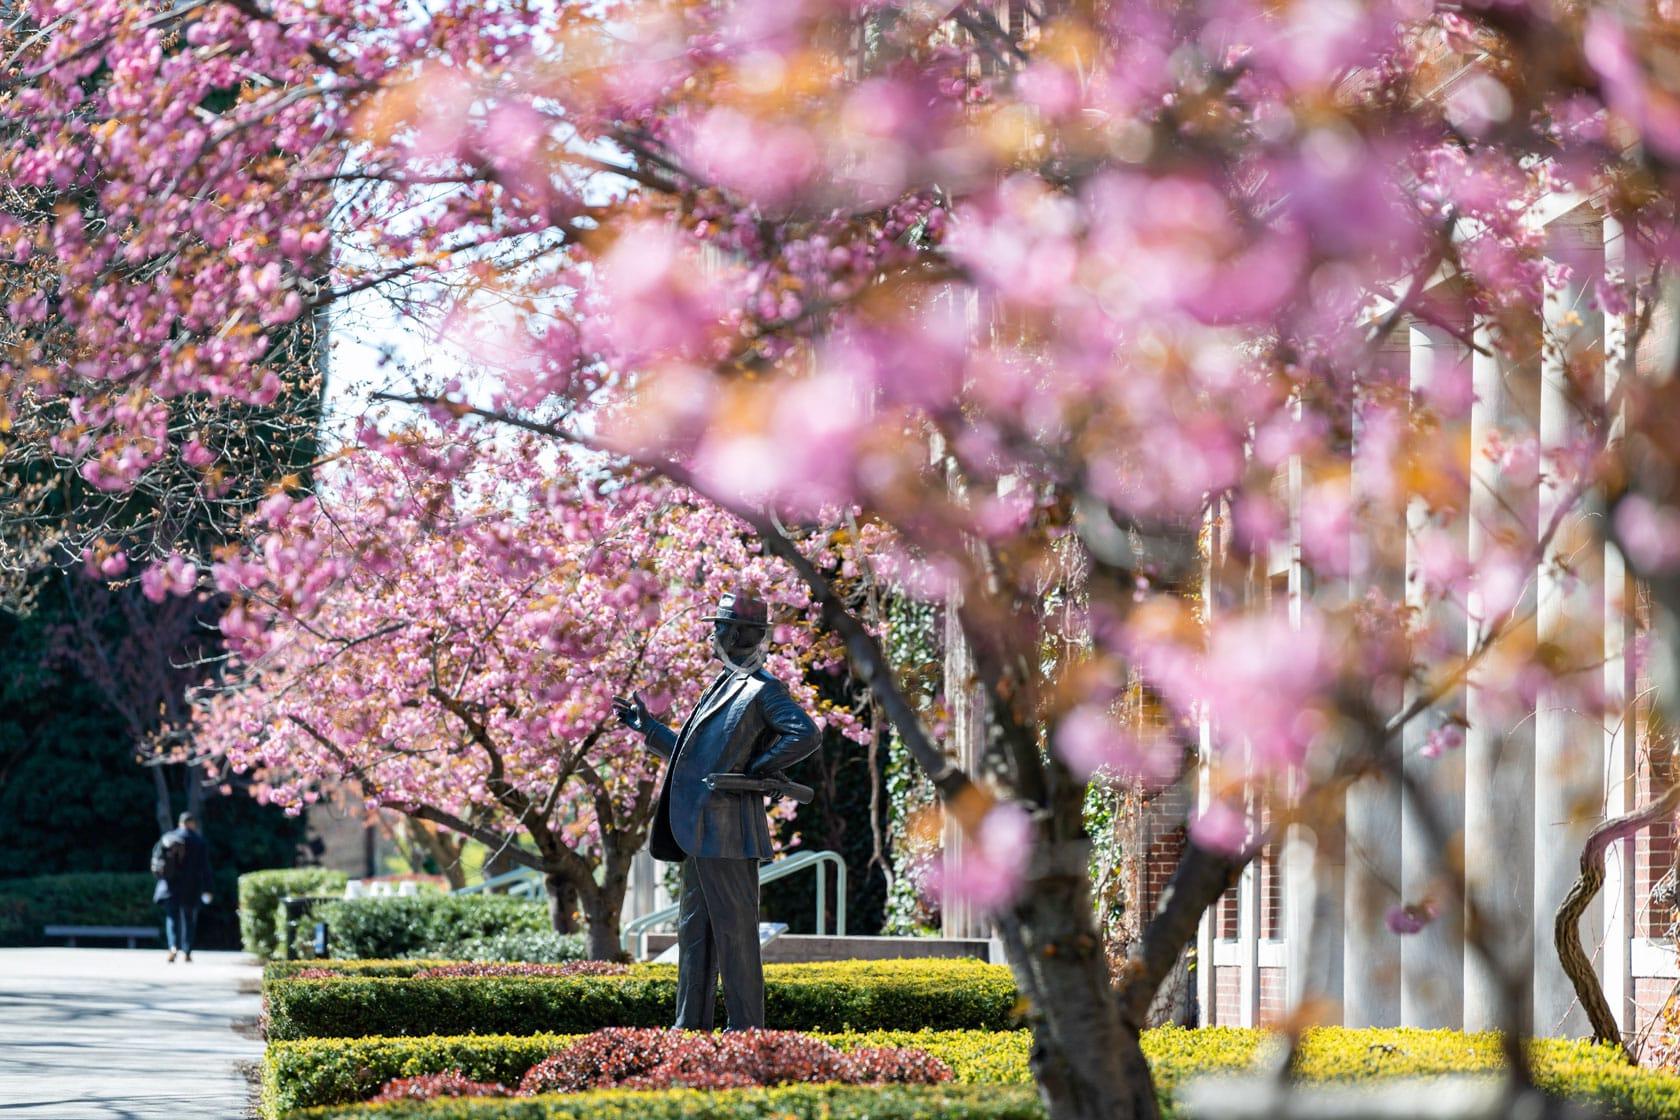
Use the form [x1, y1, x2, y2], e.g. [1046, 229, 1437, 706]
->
[0, 947, 261, 1119]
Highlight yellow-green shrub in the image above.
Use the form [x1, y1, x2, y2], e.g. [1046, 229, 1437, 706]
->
[263, 959, 1020, 1040]
[266, 1025, 1680, 1120]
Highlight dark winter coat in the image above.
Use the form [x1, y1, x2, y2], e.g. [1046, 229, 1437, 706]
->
[643, 668, 820, 862]
[152, 827, 213, 903]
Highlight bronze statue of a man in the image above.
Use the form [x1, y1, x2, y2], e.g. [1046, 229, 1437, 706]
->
[613, 589, 820, 1030]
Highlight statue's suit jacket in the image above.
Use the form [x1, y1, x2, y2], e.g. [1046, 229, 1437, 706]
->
[643, 669, 820, 862]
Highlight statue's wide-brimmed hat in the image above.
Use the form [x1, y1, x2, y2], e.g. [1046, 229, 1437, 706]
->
[701, 590, 770, 627]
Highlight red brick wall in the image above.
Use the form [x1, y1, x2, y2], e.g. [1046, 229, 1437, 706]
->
[1207, 964, 1287, 1026]
[1634, 977, 1677, 1061]
[1638, 730, 1675, 938]
[1214, 964, 1242, 1026]
[1260, 839, 1284, 940]
[1259, 966, 1287, 1025]
[1143, 781, 1190, 920]
[1217, 884, 1239, 939]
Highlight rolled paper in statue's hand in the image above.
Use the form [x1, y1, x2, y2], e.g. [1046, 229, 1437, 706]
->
[703, 771, 815, 805]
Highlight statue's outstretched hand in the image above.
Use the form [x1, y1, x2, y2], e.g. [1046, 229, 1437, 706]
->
[612, 691, 649, 733]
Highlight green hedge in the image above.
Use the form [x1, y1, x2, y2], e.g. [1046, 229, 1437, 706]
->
[266, 1025, 1680, 1120]
[264, 960, 1020, 1040]
[265, 1029, 1030, 1113]
[306, 895, 554, 960]
[293, 1083, 1043, 1120]
[0, 872, 159, 946]
[241, 870, 351, 959]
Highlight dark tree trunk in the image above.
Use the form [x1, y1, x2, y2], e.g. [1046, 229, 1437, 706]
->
[542, 870, 579, 936]
[151, 766, 172, 833]
[579, 878, 628, 962]
[997, 836, 1162, 1120]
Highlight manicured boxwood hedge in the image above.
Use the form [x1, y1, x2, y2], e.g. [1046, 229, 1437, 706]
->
[264, 960, 1021, 1040]
[240, 869, 350, 959]
[304, 895, 556, 961]
[0, 872, 158, 946]
[266, 1025, 1680, 1120]
[292, 1083, 1044, 1120]
[264, 1029, 1030, 1113]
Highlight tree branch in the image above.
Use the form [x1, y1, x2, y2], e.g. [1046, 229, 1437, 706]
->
[1555, 782, 1680, 1059]
[1117, 838, 1241, 1027]
[406, 804, 543, 870]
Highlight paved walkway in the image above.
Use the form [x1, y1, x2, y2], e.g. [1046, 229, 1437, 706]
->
[0, 947, 261, 1119]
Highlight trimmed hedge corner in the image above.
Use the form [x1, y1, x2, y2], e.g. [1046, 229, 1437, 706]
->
[240, 869, 350, 960]
[263, 960, 1020, 1040]
[290, 1082, 1044, 1120]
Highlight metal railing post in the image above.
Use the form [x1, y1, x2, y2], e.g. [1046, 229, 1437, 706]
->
[619, 850, 848, 955]
[819, 860, 829, 935]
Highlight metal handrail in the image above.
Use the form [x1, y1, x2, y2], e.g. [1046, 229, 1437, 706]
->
[621, 849, 847, 957]
[454, 866, 546, 899]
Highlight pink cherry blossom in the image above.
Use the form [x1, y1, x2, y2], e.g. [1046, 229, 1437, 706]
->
[1190, 798, 1249, 857]
[1386, 900, 1439, 936]
[932, 800, 1033, 913]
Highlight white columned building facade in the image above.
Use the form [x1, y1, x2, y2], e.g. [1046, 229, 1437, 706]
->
[1197, 199, 1672, 1044]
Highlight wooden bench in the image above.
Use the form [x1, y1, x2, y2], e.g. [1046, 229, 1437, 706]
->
[42, 924, 161, 948]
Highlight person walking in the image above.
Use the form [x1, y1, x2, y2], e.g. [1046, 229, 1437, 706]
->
[151, 812, 213, 962]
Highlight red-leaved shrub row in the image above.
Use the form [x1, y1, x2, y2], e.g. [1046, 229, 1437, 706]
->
[409, 961, 630, 980]
[373, 1071, 510, 1102]
[371, 1029, 953, 1102]
[519, 1029, 951, 1094]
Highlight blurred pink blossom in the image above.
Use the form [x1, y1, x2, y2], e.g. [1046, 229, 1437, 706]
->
[141, 553, 199, 602]
[1421, 724, 1464, 760]
[1054, 704, 1178, 785]
[1385, 900, 1438, 935]
[82, 545, 128, 580]
[932, 800, 1033, 913]
[1299, 481, 1352, 577]
[683, 108, 819, 208]
[180, 438, 216, 469]
[1190, 798, 1248, 856]
[1199, 610, 1332, 769]
[1615, 494, 1680, 574]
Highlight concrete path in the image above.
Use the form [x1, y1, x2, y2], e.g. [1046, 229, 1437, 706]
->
[0, 947, 261, 1119]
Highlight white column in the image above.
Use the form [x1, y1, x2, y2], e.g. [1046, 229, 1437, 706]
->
[1286, 451, 1345, 1019]
[1462, 318, 1539, 1033]
[941, 590, 989, 940]
[1237, 843, 1261, 1026]
[1196, 709, 1216, 1024]
[1400, 319, 1469, 1028]
[1533, 208, 1606, 1037]
[1600, 214, 1637, 1031]
[1196, 506, 1223, 1024]
[1344, 327, 1406, 1028]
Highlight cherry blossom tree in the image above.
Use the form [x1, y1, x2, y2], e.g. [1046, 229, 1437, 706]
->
[192, 431, 853, 959]
[14, 2, 1680, 1117]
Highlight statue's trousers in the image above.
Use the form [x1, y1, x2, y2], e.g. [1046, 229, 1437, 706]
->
[672, 855, 765, 1030]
